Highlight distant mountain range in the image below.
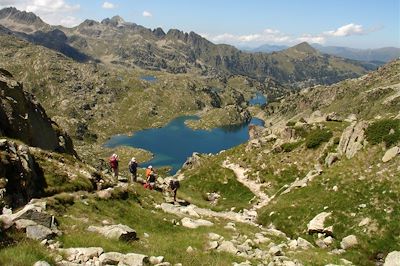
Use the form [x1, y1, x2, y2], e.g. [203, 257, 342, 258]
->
[241, 44, 399, 64]
[0, 7, 375, 90]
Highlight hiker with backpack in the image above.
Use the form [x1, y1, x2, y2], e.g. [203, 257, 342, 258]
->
[109, 153, 119, 179]
[169, 179, 180, 202]
[144, 166, 157, 189]
[128, 157, 138, 183]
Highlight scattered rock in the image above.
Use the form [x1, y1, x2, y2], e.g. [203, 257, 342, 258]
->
[297, 237, 314, 250]
[307, 212, 332, 234]
[186, 246, 194, 253]
[87, 224, 137, 241]
[33, 261, 51, 266]
[218, 241, 238, 254]
[384, 251, 400, 266]
[149, 256, 164, 265]
[208, 232, 223, 241]
[382, 146, 399, 162]
[340, 235, 358, 249]
[268, 245, 283, 256]
[206, 241, 219, 250]
[358, 217, 371, 227]
[181, 217, 213, 229]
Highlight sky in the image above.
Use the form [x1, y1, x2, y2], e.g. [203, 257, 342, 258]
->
[0, 0, 399, 49]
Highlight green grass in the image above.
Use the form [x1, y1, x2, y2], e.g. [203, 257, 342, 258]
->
[180, 158, 254, 212]
[257, 147, 400, 265]
[56, 187, 251, 265]
[0, 240, 54, 266]
[365, 119, 400, 147]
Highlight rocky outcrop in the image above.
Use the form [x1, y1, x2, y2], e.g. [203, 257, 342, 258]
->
[0, 200, 60, 240]
[0, 139, 46, 208]
[0, 69, 76, 156]
[181, 152, 202, 170]
[338, 121, 368, 159]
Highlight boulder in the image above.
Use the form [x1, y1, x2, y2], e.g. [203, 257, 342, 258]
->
[99, 252, 125, 264]
[33, 261, 51, 266]
[206, 241, 219, 250]
[217, 241, 238, 254]
[307, 212, 332, 234]
[87, 224, 137, 241]
[340, 235, 358, 249]
[268, 245, 283, 256]
[26, 224, 54, 240]
[14, 219, 37, 230]
[326, 112, 342, 122]
[181, 217, 213, 229]
[384, 251, 400, 266]
[208, 232, 223, 241]
[338, 121, 368, 159]
[123, 253, 150, 266]
[297, 237, 314, 250]
[149, 256, 164, 265]
[382, 146, 399, 162]
[325, 153, 339, 167]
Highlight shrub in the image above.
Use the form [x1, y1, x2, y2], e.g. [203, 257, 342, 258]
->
[305, 129, 333, 149]
[286, 121, 295, 127]
[365, 119, 400, 147]
[281, 141, 303, 152]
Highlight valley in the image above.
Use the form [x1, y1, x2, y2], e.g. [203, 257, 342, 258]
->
[0, 5, 399, 266]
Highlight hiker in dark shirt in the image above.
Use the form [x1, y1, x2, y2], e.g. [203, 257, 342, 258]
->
[169, 180, 180, 202]
[128, 157, 138, 183]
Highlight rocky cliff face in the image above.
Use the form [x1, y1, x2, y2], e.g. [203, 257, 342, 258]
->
[0, 139, 46, 208]
[0, 68, 76, 155]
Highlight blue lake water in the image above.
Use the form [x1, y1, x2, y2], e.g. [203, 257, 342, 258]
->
[104, 116, 264, 174]
[140, 75, 157, 82]
[249, 92, 267, 106]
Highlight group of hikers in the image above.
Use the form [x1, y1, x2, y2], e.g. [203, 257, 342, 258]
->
[108, 153, 180, 202]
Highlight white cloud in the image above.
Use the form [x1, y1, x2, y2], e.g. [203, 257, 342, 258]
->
[142, 11, 152, 17]
[0, 0, 82, 27]
[102, 1, 115, 9]
[204, 22, 378, 47]
[324, 23, 365, 37]
[296, 34, 326, 44]
[208, 28, 291, 45]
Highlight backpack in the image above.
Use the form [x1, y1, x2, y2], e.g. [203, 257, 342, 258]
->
[170, 180, 180, 190]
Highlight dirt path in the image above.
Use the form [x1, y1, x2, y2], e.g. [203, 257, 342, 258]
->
[222, 160, 271, 209]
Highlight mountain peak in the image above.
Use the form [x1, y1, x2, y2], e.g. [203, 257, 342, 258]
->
[289, 42, 317, 53]
[101, 15, 126, 27]
[0, 7, 44, 25]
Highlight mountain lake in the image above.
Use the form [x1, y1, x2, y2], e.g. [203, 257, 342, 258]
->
[104, 115, 265, 174]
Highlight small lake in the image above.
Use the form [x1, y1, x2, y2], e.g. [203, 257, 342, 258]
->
[140, 75, 157, 82]
[249, 92, 267, 106]
[104, 116, 264, 174]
